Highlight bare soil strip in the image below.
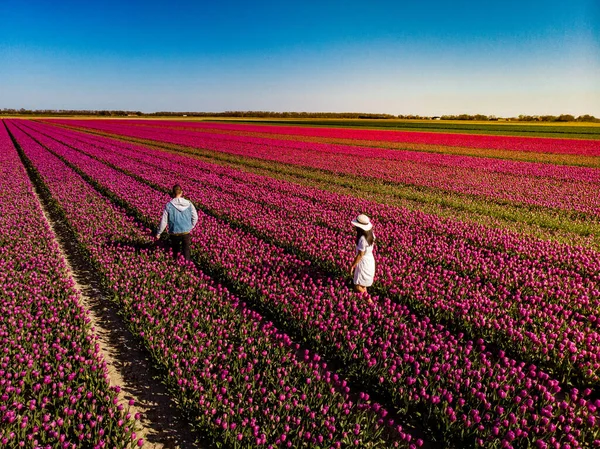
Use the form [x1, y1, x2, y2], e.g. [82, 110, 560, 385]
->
[29, 172, 201, 448]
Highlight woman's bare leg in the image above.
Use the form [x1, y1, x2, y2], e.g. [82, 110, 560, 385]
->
[354, 284, 367, 294]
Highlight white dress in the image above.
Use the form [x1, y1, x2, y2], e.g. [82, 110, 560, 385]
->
[353, 235, 375, 287]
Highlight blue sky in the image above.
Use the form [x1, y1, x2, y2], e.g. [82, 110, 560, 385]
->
[1, 0, 598, 116]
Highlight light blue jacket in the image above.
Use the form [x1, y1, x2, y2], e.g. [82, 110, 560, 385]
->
[156, 197, 198, 235]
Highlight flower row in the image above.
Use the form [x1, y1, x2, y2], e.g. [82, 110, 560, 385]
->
[52, 118, 600, 157]
[10, 120, 600, 447]
[8, 121, 413, 449]
[22, 120, 600, 387]
[0, 121, 138, 448]
[43, 119, 600, 217]
[31, 120, 600, 275]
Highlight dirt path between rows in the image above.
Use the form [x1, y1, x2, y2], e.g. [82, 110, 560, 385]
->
[32, 187, 201, 448]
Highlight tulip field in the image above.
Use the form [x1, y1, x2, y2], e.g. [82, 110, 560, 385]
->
[0, 124, 139, 447]
[2, 118, 600, 448]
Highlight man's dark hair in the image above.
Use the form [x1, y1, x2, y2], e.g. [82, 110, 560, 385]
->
[172, 184, 183, 197]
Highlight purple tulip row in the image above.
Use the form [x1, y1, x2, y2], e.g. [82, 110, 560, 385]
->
[102, 118, 600, 157]
[20, 120, 600, 388]
[7, 123, 415, 449]
[9, 121, 600, 447]
[26, 119, 600, 283]
[44, 119, 600, 217]
[29, 120, 600, 278]
[0, 122, 139, 448]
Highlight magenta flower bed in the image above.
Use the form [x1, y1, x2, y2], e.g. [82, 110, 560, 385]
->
[9, 121, 600, 447]
[20, 120, 600, 388]
[7, 122, 414, 448]
[54, 118, 600, 157]
[0, 123, 138, 448]
[44, 119, 600, 217]
[29, 120, 600, 273]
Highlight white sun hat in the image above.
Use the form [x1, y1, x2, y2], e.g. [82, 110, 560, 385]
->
[351, 214, 373, 231]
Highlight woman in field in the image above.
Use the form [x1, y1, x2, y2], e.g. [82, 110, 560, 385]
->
[350, 214, 375, 294]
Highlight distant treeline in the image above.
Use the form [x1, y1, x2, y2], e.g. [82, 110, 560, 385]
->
[437, 114, 599, 123]
[1, 108, 598, 122]
[514, 114, 599, 123]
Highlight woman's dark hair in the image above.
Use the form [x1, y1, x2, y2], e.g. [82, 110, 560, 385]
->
[355, 227, 374, 246]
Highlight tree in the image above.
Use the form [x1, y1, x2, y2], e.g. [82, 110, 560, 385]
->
[576, 114, 598, 122]
[556, 114, 575, 122]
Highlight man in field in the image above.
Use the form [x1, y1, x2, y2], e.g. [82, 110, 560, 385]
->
[154, 184, 198, 261]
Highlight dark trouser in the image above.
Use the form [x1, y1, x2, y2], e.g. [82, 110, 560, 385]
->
[170, 233, 191, 261]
